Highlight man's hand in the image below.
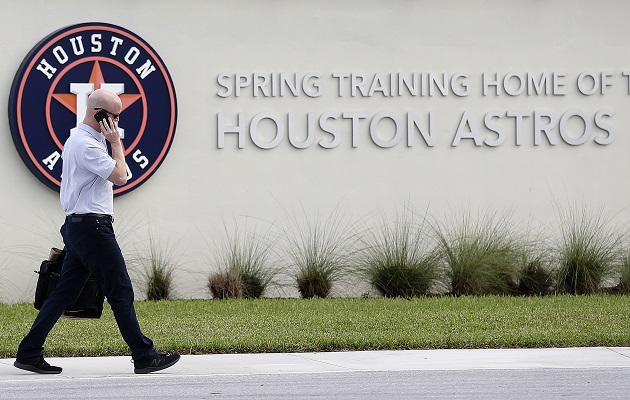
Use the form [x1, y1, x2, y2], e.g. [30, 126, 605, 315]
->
[100, 118, 121, 144]
[101, 118, 128, 186]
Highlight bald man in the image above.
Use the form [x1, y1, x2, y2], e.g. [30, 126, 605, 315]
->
[15, 89, 180, 374]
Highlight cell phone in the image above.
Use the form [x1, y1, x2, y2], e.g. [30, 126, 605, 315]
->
[94, 109, 109, 124]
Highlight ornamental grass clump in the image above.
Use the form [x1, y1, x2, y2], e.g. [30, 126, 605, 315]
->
[140, 244, 175, 301]
[282, 208, 358, 299]
[616, 252, 630, 294]
[433, 209, 526, 296]
[0, 256, 13, 304]
[146, 264, 174, 301]
[207, 269, 242, 299]
[131, 232, 178, 301]
[553, 205, 625, 295]
[514, 257, 554, 296]
[123, 220, 179, 301]
[357, 210, 443, 298]
[214, 224, 277, 299]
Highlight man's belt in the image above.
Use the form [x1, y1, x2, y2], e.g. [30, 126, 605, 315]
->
[68, 213, 114, 223]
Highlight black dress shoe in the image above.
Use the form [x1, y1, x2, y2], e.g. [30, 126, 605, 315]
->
[134, 353, 180, 374]
[14, 356, 62, 374]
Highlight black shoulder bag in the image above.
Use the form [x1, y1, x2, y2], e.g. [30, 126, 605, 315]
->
[34, 248, 104, 319]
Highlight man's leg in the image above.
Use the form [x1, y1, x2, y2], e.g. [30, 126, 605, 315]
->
[15, 245, 91, 373]
[63, 216, 158, 362]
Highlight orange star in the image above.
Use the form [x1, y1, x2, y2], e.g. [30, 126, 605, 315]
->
[52, 60, 141, 115]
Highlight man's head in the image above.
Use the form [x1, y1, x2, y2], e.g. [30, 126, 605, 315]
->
[84, 89, 122, 131]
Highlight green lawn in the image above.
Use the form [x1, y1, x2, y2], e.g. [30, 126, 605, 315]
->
[1, 295, 629, 358]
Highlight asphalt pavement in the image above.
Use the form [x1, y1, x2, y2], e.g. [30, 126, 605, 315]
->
[1, 347, 629, 399]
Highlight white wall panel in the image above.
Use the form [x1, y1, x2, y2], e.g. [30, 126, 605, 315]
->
[2, 0, 629, 301]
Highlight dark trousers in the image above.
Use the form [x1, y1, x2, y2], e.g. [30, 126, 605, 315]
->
[17, 215, 158, 362]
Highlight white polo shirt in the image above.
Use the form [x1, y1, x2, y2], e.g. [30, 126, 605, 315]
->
[60, 123, 117, 215]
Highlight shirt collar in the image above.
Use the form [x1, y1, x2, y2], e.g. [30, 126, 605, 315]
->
[77, 122, 105, 144]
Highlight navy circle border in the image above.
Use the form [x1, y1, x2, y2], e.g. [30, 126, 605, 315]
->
[8, 22, 178, 196]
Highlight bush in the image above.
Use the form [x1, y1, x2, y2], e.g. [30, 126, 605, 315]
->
[553, 206, 624, 295]
[357, 210, 443, 298]
[433, 209, 525, 296]
[129, 232, 178, 301]
[207, 269, 242, 299]
[282, 208, 357, 299]
[215, 224, 277, 299]
[616, 253, 630, 294]
[146, 263, 174, 301]
[515, 258, 553, 296]
[0, 256, 11, 303]
[239, 269, 268, 299]
[296, 267, 333, 299]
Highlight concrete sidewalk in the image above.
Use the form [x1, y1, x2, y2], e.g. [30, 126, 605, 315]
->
[1, 347, 630, 380]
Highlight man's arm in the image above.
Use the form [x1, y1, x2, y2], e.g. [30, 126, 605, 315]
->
[108, 140, 128, 185]
[100, 118, 128, 186]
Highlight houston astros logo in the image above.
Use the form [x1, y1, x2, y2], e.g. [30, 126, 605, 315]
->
[8, 22, 177, 196]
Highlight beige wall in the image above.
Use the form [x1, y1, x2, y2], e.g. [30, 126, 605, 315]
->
[2, 0, 630, 301]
